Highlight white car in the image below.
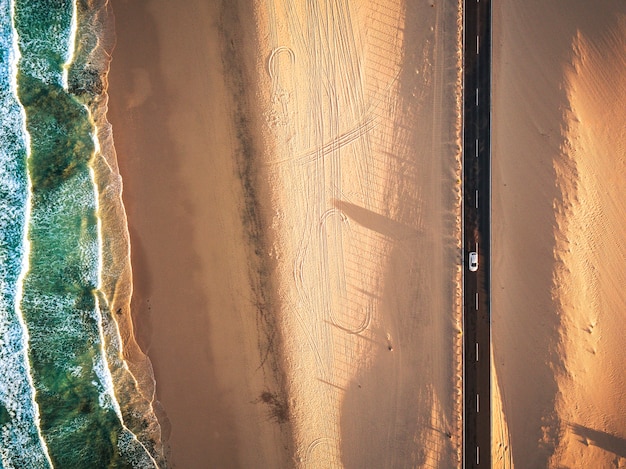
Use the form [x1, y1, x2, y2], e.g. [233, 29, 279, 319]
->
[469, 252, 478, 271]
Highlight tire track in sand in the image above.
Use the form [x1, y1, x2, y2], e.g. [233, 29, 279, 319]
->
[261, 0, 410, 467]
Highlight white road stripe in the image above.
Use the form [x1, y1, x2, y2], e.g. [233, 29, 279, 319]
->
[476, 342, 479, 361]
[475, 138, 479, 157]
[477, 36, 480, 54]
[475, 190, 479, 208]
[476, 88, 479, 105]
[476, 292, 479, 310]
[477, 394, 480, 412]
[477, 446, 480, 465]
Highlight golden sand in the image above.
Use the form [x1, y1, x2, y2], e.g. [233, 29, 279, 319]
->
[549, 17, 626, 467]
[492, 1, 626, 467]
[108, 0, 464, 466]
[253, 0, 463, 465]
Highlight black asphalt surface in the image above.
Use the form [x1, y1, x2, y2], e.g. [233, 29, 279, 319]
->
[463, 0, 491, 467]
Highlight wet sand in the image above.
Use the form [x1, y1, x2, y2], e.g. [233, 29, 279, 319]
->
[492, 1, 626, 467]
[107, 0, 463, 467]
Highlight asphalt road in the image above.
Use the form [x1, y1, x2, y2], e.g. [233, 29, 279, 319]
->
[462, 0, 491, 467]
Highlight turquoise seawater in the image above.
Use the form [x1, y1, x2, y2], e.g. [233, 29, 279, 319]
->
[0, 1, 161, 467]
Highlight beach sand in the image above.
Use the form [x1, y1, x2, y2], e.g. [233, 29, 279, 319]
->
[107, 0, 463, 467]
[492, 1, 626, 467]
[107, 1, 293, 467]
[252, 0, 463, 466]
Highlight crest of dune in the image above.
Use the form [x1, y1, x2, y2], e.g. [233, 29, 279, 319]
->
[492, 2, 625, 467]
[548, 16, 626, 468]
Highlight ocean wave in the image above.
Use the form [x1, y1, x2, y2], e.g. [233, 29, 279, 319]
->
[0, 0, 165, 466]
[0, 0, 53, 466]
[12, 0, 74, 88]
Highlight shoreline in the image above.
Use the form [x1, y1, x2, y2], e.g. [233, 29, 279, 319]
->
[87, 0, 165, 461]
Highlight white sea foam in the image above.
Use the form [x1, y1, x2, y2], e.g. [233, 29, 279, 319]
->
[82, 125, 127, 423]
[0, 1, 53, 467]
[61, 0, 77, 90]
[12, 0, 74, 89]
[118, 428, 159, 469]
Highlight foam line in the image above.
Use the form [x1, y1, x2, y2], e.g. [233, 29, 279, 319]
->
[62, 0, 77, 89]
[2, 0, 54, 466]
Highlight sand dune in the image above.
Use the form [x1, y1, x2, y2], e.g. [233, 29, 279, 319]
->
[492, 2, 626, 467]
[549, 15, 626, 468]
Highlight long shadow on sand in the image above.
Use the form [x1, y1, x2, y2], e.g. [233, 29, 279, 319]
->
[339, 0, 461, 466]
[569, 423, 626, 459]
